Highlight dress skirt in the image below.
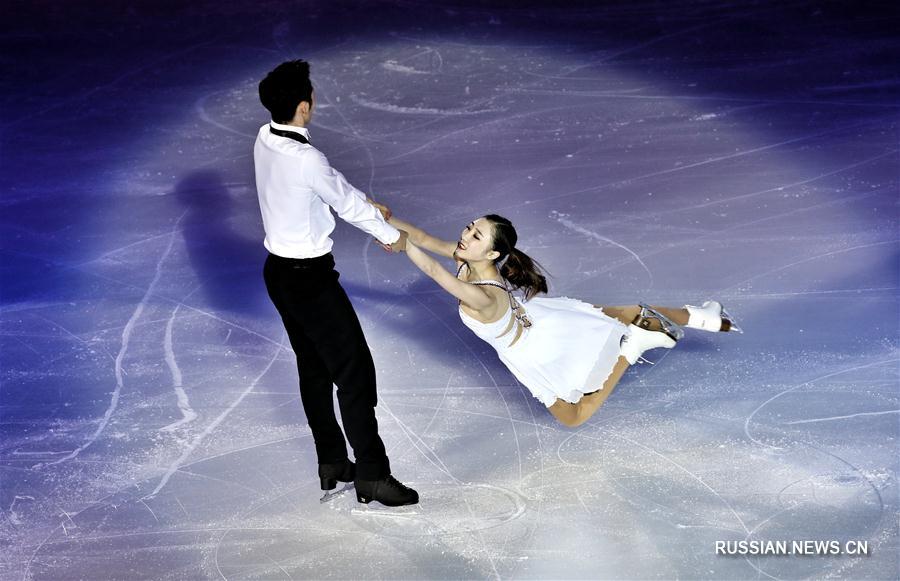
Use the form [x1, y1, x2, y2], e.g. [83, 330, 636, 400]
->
[459, 296, 628, 407]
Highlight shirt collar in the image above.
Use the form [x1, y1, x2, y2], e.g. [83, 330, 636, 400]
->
[269, 120, 311, 141]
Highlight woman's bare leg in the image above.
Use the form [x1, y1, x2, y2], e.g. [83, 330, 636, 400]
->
[547, 302, 693, 427]
[647, 306, 689, 325]
[595, 304, 689, 326]
[547, 356, 631, 427]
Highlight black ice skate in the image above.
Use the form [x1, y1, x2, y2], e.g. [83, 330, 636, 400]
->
[355, 475, 419, 506]
[318, 459, 356, 502]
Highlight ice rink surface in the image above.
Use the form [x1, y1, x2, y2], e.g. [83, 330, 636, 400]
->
[1, 1, 898, 579]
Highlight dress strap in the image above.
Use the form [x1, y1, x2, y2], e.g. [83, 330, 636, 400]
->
[455, 261, 532, 328]
[469, 281, 532, 329]
[457, 262, 505, 284]
[456, 262, 506, 287]
[469, 280, 509, 290]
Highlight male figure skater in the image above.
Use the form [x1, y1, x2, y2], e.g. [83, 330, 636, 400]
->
[255, 60, 417, 506]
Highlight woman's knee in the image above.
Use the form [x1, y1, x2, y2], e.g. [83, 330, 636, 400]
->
[548, 400, 578, 427]
[548, 401, 588, 428]
[555, 416, 583, 428]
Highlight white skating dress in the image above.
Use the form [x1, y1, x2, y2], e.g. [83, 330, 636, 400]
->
[455, 263, 628, 407]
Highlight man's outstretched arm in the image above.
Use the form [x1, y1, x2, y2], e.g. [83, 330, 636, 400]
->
[309, 152, 400, 246]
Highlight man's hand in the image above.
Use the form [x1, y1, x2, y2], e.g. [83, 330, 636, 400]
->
[366, 198, 392, 221]
[376, 230, 407, 253]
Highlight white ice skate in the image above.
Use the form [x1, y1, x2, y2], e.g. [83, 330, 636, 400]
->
[684, 301, 743, 333]
[619, 304, 683, 365]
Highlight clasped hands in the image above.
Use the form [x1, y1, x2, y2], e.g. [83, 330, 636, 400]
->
[366, 198, 407, 253]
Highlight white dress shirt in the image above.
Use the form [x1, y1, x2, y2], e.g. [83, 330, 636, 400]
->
[253, 120, 400, 259]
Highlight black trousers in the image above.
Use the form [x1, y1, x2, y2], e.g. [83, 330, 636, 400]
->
[263, 252, 390, 480]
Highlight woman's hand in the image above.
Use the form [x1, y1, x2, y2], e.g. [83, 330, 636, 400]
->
[404, 239, 494, 310]
[391, 230, 408, 252]
[379, 215, 457, 259]
[376, 230, 408, 253]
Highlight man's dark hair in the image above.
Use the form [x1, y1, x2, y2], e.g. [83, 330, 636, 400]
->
[258, 60, 313, 123]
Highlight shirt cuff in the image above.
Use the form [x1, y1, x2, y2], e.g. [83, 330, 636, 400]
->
[380, 224, 401, 245]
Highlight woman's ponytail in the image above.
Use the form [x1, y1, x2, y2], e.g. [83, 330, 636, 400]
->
[500, 247, 548, 301]
[483, 214, 549, 301]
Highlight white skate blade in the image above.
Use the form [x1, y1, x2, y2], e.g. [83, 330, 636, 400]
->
[350, 506, 421, 518]
[320, 483, 355, 503]
[720, 306, 744, 333]
[637, 303, 684, 341]
[636, 347, 675, 366]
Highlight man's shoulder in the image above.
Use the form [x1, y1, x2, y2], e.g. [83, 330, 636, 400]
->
[257, 128, 325, 162]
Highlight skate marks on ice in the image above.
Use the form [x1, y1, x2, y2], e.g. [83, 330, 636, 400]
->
[144, 335, 286, 500]
[205, 479, 526, 580]
[344, 482, 526, 535]
[553, 211, 655, 288]
[544, 385, 895, 580]
[31, 211, 189, 471]
[782, 409, 899, 425]
[158, 304, 199, 433]
[350, 94, 504, 117]
[381, 45, 443, 76]
[743, 358, 899, 449]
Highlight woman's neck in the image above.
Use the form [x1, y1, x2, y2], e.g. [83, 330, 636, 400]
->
[467, 260, 501, 281]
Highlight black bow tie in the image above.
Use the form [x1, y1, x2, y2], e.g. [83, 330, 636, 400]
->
[269, 124, 309, 144]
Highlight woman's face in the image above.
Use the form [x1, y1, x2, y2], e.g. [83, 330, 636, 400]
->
[455, 217, 499, 262]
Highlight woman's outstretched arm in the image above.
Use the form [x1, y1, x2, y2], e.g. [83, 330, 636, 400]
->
[403, 238, 493, 310]
[387, 216, 457, 258]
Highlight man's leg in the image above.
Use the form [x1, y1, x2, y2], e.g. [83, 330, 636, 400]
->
[263, 256, 349, 465]
[265, 256, 390, 481]
[281, 314, 349, 464]
[298, 273, 419, 505]
[301, 279, 390, 481]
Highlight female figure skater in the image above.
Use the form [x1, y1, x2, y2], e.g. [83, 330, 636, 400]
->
[379, 210, 741, 428]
